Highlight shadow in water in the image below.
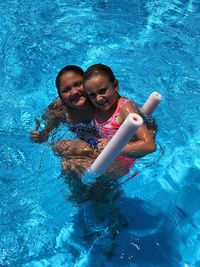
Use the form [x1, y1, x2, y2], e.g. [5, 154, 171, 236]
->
[63, 174, 184, 267]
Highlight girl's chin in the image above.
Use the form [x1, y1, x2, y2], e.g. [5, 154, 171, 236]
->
[97, 104, 110, 111]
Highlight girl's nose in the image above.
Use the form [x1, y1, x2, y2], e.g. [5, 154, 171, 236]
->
[71, 87, 80, 95]
[96, 95, 103, 102]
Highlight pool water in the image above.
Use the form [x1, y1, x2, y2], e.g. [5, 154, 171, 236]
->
[1, 0, 200, 266]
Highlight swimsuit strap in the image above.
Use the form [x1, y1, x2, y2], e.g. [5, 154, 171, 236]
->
[110, 98, 132, 128]
[93, 97, 133, 138]
[94, 97, 132, 125]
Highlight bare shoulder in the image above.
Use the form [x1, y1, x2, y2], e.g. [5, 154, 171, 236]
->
[115, 98, 137, 125]
[120, 98, 138, 118]
[43, 97, 66, 121]
[48, 97, 64, 110]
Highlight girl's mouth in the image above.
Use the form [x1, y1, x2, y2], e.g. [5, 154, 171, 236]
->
[71, 94, 85, 104]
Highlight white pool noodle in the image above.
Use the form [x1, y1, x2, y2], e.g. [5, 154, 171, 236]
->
[82, 113, 143, 183]
[141, 91, 162, 115]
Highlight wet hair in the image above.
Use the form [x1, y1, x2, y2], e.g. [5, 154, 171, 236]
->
[83, 63, 116, 84]
[55, 65, 84, 98]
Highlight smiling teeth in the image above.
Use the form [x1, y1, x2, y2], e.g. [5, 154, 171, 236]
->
[72, 94, 82, 100]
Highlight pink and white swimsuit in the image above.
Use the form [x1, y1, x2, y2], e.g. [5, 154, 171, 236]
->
[93, 97, 132, 139]
[93, 97, 136, 174]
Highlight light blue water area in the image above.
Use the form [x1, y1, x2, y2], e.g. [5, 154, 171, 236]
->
[0, 0, 200, 266]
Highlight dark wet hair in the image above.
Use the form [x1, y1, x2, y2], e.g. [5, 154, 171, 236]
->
[55, 65, 84, 98]
[83, 63, 116, 84]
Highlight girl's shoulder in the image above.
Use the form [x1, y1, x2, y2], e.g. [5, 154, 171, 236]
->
[44, 97, 66, 121]
[114, 97, 136, 125]
[119, 97, 137, 111]
[48, 97, 65, 111]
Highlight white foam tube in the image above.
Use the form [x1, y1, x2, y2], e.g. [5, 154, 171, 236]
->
[141, 91, 162, 115]
[82, 113, 143, 183]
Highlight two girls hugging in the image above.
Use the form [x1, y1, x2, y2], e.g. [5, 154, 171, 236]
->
[31, 64, 157, 181]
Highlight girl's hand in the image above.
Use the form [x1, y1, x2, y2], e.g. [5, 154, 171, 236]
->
[97, 138, 110, 151]
[30, 130, 48, 143]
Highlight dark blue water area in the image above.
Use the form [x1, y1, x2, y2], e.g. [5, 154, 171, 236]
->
[0, 0, 200, 266]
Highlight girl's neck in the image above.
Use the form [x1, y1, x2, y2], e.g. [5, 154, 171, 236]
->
[66, 102, 94, 123]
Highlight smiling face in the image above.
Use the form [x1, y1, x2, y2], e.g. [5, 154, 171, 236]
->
[58, 71, 88, 109]
[84, 74, 119, 112]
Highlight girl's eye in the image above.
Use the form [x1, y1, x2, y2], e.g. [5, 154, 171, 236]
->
[74, 81, 82, 87]
[99, 88, 107, 94]
[63, 87, 71, 93]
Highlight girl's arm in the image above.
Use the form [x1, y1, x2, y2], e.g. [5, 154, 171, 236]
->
[117, 101, 156, 157]
[30, 98, 66, 143]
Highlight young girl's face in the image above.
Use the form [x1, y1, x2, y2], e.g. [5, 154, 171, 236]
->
[59, 71, 88, 109]
[84, 74, 119, 112]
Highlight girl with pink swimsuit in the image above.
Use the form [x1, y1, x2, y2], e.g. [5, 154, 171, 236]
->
[83, 63, 156, 175]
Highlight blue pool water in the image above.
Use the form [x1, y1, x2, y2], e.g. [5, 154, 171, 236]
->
[1, 0, 200, 266]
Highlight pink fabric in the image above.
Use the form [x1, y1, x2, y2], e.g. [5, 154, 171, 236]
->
[94, 97, 136, 174]
[94, 98, 132, 138]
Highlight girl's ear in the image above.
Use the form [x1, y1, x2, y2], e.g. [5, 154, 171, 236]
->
[113, 79, 119, 91]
